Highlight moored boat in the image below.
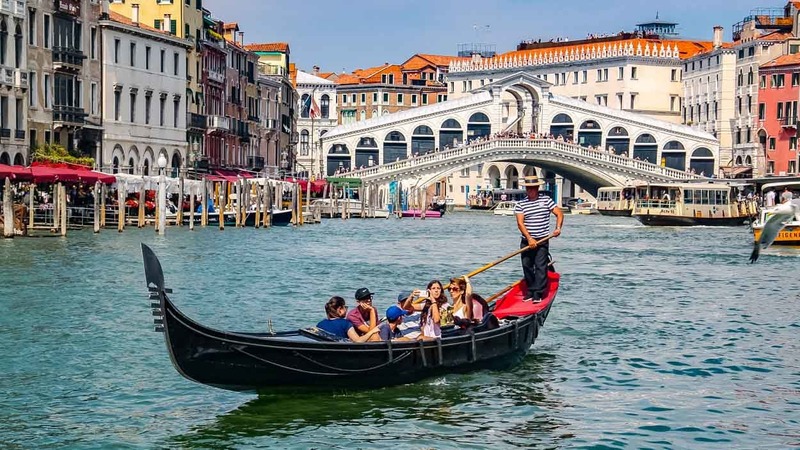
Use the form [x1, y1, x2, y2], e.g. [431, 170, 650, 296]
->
[632, 182, 757, 226]
[141, 244, 559, 392]
[568, 202, 598, 215]
[401, 209, 442, 218]
[493, 201, 517, 216]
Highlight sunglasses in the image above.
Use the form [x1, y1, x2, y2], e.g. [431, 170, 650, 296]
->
[449, 286, 461, 291]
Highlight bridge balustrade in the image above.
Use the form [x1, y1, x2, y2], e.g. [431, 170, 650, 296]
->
[339, 137, 699, 182]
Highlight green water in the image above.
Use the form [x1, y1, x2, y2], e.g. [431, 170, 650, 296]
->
[1, 214, 799, 448]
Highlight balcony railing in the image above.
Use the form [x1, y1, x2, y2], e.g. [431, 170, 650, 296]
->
[187, 112, 207, 129]
[13, 69, 26, 88]
[0, 128, 9, 138]
[14, 129, 24, 139]
[780, 116, 798, 128]
[207, 70, 224, 84]
[247, 114, 260, 122]
[207, 115, 230, 131]
[53, 105, 87, 124]
[53, 46, 86, 69]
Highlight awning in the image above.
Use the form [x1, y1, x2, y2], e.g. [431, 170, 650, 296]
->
[211, 169, 256, 183]
[0, 163, 32, 181]
[28, 161, 116, 184]
[721, 166, 753, 178]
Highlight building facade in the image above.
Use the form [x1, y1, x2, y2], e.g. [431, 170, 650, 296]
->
[27, 0, 102, 164]
[0, 0, 27, 166]
[295, 68, 337, 178]
[758, 53, 800, 175]
[99, 12, 189, 176]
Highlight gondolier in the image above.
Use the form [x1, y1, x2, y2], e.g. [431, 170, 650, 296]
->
[515, 175, 564, 302]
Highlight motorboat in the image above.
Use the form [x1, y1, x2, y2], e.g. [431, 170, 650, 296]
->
[493, 201, 517, 216]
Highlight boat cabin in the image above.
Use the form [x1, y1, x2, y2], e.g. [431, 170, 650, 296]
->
[632, 182, 757, 226]
[597, 186, 637, 216]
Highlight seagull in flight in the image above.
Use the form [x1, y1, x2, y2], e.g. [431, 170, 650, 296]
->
[750, 200, 800, 263]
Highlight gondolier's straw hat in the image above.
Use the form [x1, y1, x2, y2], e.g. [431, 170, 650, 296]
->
[520, 175, 545, 187]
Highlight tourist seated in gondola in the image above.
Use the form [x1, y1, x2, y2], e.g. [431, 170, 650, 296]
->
[449, 276, 474, 323]
[348, 288, 378, 336]
[373, 306, 412, 341]
[396, 291, 422, 340]
[454, 293, 491, 328]
[317, 296, 380, 342]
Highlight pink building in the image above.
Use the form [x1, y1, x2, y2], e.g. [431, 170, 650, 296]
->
[758, 54, 800, 175]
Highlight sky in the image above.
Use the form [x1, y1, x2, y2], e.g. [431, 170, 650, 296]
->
[204, 0, 771, 74]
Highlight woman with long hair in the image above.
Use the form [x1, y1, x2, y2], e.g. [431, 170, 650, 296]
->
[449, 276, 474, 321]
[418, 279, 450, 339]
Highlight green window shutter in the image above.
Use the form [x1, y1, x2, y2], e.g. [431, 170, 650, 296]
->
[170, 20, 177, 35]
[154, 19, 161, 31]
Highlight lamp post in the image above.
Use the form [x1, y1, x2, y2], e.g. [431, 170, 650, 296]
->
[157, 153, 167, 235]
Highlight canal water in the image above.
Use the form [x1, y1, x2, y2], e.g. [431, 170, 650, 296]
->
[1, 213, 799, 448]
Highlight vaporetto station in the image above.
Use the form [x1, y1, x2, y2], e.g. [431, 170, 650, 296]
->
[320, 72, 718, 206]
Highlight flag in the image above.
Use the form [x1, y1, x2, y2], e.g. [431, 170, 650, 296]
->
[309, 96, 320, 119]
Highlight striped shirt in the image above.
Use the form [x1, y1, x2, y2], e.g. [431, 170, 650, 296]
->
[514, 196, 556, 239]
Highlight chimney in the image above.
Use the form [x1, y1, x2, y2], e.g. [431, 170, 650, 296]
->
[131, 4, 139, 26]
[163, 14, 170, 32]
[312, 65, 320, 76]
[713, 25, 723, 49]
[238, 31, 244, 46]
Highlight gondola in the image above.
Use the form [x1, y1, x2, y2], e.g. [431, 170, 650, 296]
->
[141, 244, 560, 393]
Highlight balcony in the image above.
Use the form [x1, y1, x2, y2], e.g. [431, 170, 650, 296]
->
[247, 156, 265, 171]
[53, 47, 86, 71]
[13, 69, 26, 89]
[187, 112, 207, 129]
[0, 128, 9, 138]
[207, 115, 230, 132]
[780, 116, 798, 128]
[53, 105, 87, 126]
[247, 114, 259, 122]
[0, 68, 11, 85]
[207, 70, 224, 84]
[14, 129, 24, 140]
[262, 118, 277, 130]
[1, 0, 24, 18]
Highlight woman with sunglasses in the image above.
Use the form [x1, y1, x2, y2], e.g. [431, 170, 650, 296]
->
[403, 280, 450, 339]
[449, 276, 475, 322]
[317, 296, 380, 342]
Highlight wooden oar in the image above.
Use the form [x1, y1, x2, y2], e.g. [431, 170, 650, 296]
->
[442, 233, 554, 289]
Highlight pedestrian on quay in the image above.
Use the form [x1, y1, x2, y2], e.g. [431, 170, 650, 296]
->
[514, 175, 563, 303]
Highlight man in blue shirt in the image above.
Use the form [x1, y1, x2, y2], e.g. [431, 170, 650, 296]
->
[514, 175, 564, 302]
[317, 296, 380, 342]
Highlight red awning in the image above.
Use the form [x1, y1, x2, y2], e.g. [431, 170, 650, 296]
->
[283, 178, 327, 194]
[0, 164, 32, 181]
[213, 169, 243, 183]
[26, 161, 117, 184]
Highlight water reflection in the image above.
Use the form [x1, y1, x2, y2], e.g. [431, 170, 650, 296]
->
[168, 352, 566, 448]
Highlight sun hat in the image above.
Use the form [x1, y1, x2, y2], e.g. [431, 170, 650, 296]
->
[520, 175, 545, 187]
[355, 287, 374, 301]
[386, 305, 409, 322]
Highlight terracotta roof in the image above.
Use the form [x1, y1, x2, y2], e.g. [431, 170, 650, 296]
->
[497, 38, 714, 61]
[335, 73, 361, 84]
[761, 53, 800, 68]
[245, 42, 290, 53]
[317, 72, 334, 79]
[402, 53, 469, 70]
[107, 11, 170, 36]
[352, 64, 397, 79]
[757, 30, 793, 42]
[223, 22, 239, 30]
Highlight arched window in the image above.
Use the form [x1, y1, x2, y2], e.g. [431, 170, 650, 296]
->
[12, 153, 23, 165]
[360, 110, 366, 121]
[663, 141, 685, 150]
[171, 152, 181, 177]
[300, 94, 310, 118]
[327, 144, 351, 175]
[635, 134, 657, 143]
[112, 156, 120, 174]
[440, 119, 463, 148]
[577, 120, 602, 147]
[551, 113, 573, 123]
[385, 131, 406, 141]
[355, 137, 378, 168]
[441, 118, 462, 129]
[127, 157, 135, 174]
[300, 129, 310, 156]
[413, 125, 434, 135]
[0, 152, 9, 165]
[632, 134, 658, 163]
[608, 126, 628, 136]
[412, 125, 435, 155]
[690, 147, 715, 175]
[320, 94, 330, 118]
[606, 126, 630, 156]
[661, 141, 687, 170]
[0, 20, 7, 66]
[747, 67, 754, 85]
[384, 131, 408, 163]
[469, 112, 490, 123]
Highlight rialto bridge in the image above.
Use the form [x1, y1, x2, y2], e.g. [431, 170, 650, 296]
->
[320, 72, 718, 204]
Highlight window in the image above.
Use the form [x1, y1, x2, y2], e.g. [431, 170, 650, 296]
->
[29, 72, 36, 107]
[383, 93, 389, 103]
[130, 91, 136, 122]
[43, 14, 50, 48]
[90, 27, 97, 59]
[145, 46, 151, 70]
[341, 94, 347, 104]
[114, 39, 120, 63]
[422, 93, 428, 104]
[44, 74, 50, 108]
[631, 67, 637, 79]
[777, 102, 784, 119]
[411, 94, 417, 105]
[0, 96, 7, 129]
[114, 90, 121, 121]
[670, 96, 677, 111]
[130, 42, 136, 66]
[372, 92, 377, 103]
[159, 96, 165, 126]
[359, 93, 365, 104]
[791, 136, 797, 150]
[772, 74, 785, 88]
[145, 93, 151, 124]
[397, 93, 403, 105]
[28, 9, 36, 45]
[160, 49, 165, 72]
[618, 67, 624, 80]
[760, 75, 766, 88]
[758, 103, 765, 120]
[173, 98, 180, 127]
[573, 71, 578, 84]
[581, 70, 587, 83]
[90, 83, 97, 115]
[769, 137, 776, 150]
[14, 98, 21, 130]
[748, 47, 755, 57]
[671, 69, 678, 81]
[173, 52, 179, 76]
[76, 80, 82, 109]
[630, 93, 636, 109]
[617, 93, 623, 109]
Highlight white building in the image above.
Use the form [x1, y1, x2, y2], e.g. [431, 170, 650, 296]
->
[295, 68, 337, 178]
[99, 11, 190, 176]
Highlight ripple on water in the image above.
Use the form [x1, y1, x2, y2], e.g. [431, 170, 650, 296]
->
[1, 214, 800, 448]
